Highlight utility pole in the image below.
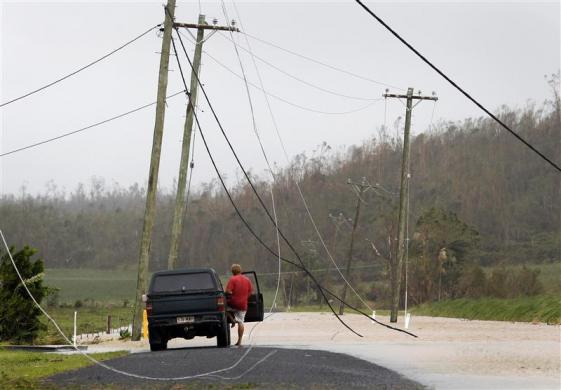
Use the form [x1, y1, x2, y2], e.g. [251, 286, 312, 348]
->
[167, 16, 240, 270]
[131, 0, 176, 341]
[324, 213, 351, 309]
[339, 177, 373, 315]
[384, 87, 437, 323]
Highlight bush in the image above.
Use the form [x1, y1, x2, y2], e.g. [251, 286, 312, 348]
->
[0, 246, 48, 344]
[457, 264, 486, 298]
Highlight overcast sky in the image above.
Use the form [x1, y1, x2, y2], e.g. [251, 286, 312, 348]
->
[1, 1, 559, 196]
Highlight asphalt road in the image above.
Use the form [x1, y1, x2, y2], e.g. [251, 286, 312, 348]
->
[47, 346, 424, 389]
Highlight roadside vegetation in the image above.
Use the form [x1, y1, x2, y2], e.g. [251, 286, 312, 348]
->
[0, 349, 127, 389]
[411, 295, 561, 324]
[0, 78, 559, 349]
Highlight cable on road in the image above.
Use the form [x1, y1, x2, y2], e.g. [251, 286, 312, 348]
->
[0, 90, 186, 158]
[0, 24, 162, 108]
[353, 0, 561, 173]
[0, 231, 275, 382]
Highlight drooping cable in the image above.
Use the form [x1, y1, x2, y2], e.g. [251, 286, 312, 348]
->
[173, 20, 417, 339]
[218, 32, 381, 101]
[228, 2, 375, 314]
[0, 90, 185, 158]
[219, 0, 283, 320]
[241, 31, 404, 91]
[181, 35, 382, 116]
[0, 24, 161, 108]
[353, 0, 561, 173]
[169, 21, 364, 338]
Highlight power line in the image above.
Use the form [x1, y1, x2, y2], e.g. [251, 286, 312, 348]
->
[203, 46, 383, 115]
[170, 24, 364, 338]
[229, 4, 375, 315]
[353, 0, 561, 173]
[218, 32, 381, 101]
[0, 90, 185, 158]
[219, 0, 283, 315]
[172, 24, 417, 338]
[0, 24, 161, 108]
[241, 31, 405, 91]
[180, 31, 383, 116]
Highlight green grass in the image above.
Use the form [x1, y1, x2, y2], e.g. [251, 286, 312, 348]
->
[40, 306, 135, 345]
[44, 268, 139, 305]
[411, 295, 561, 324]
[0, 348, 127, 389]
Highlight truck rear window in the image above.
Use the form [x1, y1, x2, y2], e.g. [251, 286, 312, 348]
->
[151, 272, 216, 293]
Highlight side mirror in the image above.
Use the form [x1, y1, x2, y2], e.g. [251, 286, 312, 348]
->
[142, 294, 147, 303]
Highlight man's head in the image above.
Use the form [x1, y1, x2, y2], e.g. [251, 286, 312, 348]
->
[231, 263, 242, 275]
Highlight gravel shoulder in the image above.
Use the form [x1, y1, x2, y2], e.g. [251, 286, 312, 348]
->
[85, 313, 561, 389]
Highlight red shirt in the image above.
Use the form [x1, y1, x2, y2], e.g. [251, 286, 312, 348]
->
[226, 274, 252, 311]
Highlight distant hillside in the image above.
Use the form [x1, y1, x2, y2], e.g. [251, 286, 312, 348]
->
[1, 99, 559, 279]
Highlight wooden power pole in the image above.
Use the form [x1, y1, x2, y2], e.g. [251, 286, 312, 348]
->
[339, 177, 372, 315]
[132, 0, 176, 341]
[167, 16, 239, 270]
[384, 87, 437, 323]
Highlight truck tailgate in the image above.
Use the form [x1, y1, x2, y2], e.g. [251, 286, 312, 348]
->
[150, 292, 221, 317]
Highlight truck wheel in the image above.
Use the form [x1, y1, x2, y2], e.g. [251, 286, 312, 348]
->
[217, 316, 229, 347]
[149, 329, 166, 351]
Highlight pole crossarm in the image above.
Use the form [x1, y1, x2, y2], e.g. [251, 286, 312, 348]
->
[173, 22, 240, 32]
[383, 92, 438, 101]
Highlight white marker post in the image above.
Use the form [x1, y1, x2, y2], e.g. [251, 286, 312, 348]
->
[371, 310, 376, 322]
[404, 312, 411, 329]
[73, 311, 77, 348]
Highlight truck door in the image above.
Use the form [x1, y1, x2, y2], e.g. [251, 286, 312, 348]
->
[242, 271, 264, 322]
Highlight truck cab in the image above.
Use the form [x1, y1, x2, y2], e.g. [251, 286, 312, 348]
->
[145, 268, 263, 351]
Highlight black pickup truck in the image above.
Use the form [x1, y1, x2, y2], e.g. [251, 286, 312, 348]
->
[144, 268, 263, 351]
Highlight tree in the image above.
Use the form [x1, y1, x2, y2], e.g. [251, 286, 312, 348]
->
[409, 208, 480, 304]
[0, 246, 47, 344]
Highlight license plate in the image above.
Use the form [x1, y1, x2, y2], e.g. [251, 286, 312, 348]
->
[177, 316, 194, 324]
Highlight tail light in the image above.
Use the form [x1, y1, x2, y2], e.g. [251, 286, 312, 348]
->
[217, 296, 225, 312]
[146, 302, 152, 316]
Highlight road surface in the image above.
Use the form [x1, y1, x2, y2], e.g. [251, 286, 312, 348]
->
[47, 346, 423, 389]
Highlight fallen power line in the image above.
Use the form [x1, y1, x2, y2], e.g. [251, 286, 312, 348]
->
[171, 22, 417, 338]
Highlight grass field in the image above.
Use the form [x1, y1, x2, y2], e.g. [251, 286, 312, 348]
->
[411, 295, 561, 324]
[0, 349, 127, 389]
[40, 306, 135, 345]
[44, 268, 139, 305]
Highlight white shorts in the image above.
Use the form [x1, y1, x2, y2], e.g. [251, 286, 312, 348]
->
[233, 310, 246, 324]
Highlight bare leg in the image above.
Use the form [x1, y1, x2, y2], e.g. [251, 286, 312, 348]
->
[227, 312, 235, 328]
[236, 323, 244, 346]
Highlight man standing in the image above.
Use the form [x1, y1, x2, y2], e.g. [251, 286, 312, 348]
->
[225, 263, 252, 346]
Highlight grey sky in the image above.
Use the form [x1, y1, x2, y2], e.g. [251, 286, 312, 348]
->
[1, 1, 559, 196]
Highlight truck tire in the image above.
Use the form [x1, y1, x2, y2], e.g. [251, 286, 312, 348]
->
[216, 316, 229, 348]
[149, 329, 167, 351]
